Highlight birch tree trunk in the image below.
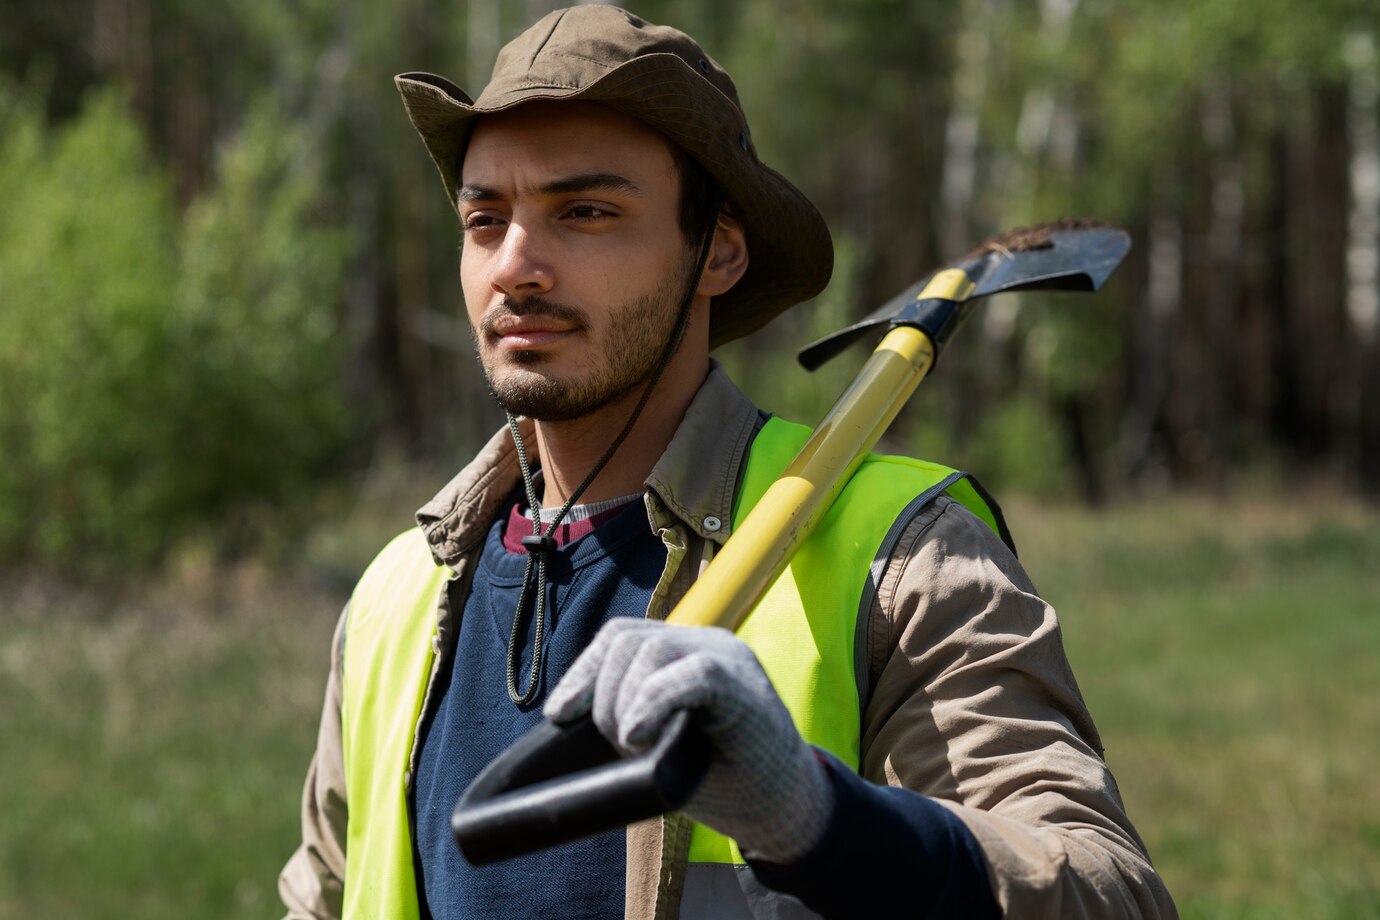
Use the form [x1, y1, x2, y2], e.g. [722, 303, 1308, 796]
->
[938, 0, 991, 262]
[1344, 31, 1380, 491]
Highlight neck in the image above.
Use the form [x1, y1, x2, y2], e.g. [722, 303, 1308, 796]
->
[532, 350, 709, 509]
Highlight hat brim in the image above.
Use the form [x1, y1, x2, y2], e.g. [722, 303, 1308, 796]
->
[395, 54, 832, 349]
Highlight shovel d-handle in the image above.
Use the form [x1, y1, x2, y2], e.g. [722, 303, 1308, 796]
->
[452, 710, 710, 866]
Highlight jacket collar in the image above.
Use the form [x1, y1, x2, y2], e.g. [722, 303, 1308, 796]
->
[417, 360, 765, 569]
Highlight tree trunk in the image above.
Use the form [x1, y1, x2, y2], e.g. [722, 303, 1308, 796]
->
[1200, 78, 1244, 477]
[1345, 32, 1380, 494]
[1266, 128, 1309, 457]
[1121, 209, 1181, 488]
[937, 0, 990, 262]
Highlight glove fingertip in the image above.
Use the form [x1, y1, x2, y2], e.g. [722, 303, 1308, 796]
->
[620, 711, 665, 752]
[544, 686, 594, 723]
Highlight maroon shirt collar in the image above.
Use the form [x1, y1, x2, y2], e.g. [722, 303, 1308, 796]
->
[500, 498, 639, 555]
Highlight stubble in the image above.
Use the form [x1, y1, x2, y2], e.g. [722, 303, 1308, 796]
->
[473, 253, 695, 422]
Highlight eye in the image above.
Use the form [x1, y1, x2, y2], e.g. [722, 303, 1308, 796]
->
[564, 204, 615, 221]
[461, 211, 504, 232]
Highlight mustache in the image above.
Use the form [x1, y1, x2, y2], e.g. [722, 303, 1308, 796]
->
[479, 296, 587, 336]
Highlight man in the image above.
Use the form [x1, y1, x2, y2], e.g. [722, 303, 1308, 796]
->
[281, 6, 1176, 919]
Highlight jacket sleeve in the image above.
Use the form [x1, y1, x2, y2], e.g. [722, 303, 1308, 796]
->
[279, 605, 350, 920]
[860, 496, 1177, 919]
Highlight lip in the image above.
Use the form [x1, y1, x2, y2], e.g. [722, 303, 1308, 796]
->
[489, 314, 579, 350]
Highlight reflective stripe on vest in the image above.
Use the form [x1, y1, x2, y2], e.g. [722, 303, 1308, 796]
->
[338, 417, 1008, 916]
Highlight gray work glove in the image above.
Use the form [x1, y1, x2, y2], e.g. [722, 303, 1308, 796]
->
[545, 618, 835, 864]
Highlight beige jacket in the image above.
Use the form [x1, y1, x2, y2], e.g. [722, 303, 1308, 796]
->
[280, 364, 1177, 919]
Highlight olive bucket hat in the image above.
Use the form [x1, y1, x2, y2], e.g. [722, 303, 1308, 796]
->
[394, 4, 833, 348]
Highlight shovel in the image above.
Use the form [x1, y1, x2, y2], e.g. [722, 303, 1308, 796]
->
[451, 220, 1131, 865]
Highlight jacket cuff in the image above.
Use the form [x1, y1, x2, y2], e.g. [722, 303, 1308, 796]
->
[747, 749, 999, 919]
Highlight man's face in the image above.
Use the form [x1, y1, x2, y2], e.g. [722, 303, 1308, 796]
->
[459, 102, 699, 422]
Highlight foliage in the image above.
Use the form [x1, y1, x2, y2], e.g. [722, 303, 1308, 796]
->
[0, 87, 348, 571]
[3, 0, 1379, 573]
[715, 231, 864, 424]
[169, 100, 349, 554]
[965, 392, 1073, 497]
[0, 86, 180, 565]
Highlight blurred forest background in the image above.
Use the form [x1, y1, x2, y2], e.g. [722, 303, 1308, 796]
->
[1, 0, 1377, 917]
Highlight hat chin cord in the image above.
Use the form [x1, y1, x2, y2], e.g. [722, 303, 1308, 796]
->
[503, 202, 721, 707]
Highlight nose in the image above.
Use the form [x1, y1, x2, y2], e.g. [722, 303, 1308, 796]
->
[487, 221, 554, 299]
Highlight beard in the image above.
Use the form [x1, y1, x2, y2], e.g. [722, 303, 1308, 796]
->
[474, 254, 696, 422]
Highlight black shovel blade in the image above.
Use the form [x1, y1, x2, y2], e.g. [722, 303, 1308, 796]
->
[452, 710, 710, 866]
[971, 225, 1131, 297]
[797, 274, 936, 372]
[798, 224, 1131, 371]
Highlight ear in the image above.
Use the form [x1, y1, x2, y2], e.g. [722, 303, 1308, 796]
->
[696, 210, 750, 298]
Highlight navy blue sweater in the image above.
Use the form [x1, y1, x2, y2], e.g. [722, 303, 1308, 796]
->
[411, 494, 998, 918]
[413, 496, 663, 919]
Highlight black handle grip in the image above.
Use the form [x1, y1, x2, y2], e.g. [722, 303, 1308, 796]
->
[451, 710, 711, 866]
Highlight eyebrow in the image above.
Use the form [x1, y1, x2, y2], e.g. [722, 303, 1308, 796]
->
[457, 172, 644, 203]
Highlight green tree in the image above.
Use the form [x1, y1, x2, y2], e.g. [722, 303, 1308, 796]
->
[0, 87, 350, 571]
[0, 86, 180, 565]
[168, 99, 350, 554]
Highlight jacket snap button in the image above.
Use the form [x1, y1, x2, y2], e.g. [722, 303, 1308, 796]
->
[703, 516, 722, 532]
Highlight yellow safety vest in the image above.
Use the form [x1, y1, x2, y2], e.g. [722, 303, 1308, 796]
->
[339, 417, 1009, 918]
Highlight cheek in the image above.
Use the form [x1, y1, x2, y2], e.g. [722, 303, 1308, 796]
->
[583, 242, 676, 298]
[460, 248, 489, 322]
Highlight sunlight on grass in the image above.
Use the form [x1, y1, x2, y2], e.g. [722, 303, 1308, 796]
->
[1009, 493, 1380, 919]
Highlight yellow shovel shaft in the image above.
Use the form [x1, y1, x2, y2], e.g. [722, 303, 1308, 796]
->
[666, 324, 938, 630]
[665, 267, 975, 631]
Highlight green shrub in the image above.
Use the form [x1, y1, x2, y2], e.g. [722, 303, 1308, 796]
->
[0, 89, 348, 571]
[168, 101, 349, 555]
[0, 87, 181, 565]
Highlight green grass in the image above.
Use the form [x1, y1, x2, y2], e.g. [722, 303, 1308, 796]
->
[1009, 493, 1380, 919]
[0, 574, 342, 919]
[1, 492, 1376, 917]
